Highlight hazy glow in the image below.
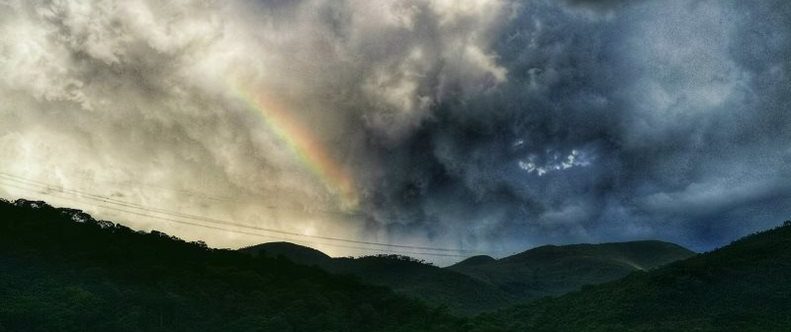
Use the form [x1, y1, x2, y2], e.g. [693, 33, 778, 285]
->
[233, 79, 359, 210]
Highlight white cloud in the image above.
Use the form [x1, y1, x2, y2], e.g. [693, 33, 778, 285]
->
[519, 149, 593, 176]
[0, 0, 513, 258]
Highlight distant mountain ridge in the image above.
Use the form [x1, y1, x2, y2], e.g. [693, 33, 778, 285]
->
[242, 241, 332, 266]
[473, 220, 791, 331]
[241, 238, 695, 314]
[448, 240, 695, 300]
[0, 198, 463, 331]
[241, 242, 515, 315]
[2, 197, 789, 331]
[6, 199, 698, 316]
[452, 255, 496, 268]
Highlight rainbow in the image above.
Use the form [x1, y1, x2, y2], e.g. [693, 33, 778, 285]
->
[232, 80, 358, 210]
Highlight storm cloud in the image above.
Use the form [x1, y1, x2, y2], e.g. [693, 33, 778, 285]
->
[1, 0, 789, 264]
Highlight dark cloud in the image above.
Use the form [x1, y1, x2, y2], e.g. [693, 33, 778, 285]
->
[1, 0, 789, 264]
[356, 0, 791, 256]
[562, 0, 639, 10]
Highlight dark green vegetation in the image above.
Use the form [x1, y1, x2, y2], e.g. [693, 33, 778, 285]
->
[243, 242, 332, 267]
[243, 238, 694, 315]
[448, 240, 695, 301]
[0, 199, 462, 332]
[473, 221, 791, 332]
[242, 243, 514, 315]
[2, 197, 790, 332]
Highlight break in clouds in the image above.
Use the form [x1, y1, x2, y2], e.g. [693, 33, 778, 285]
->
[1, 0, 789, 264]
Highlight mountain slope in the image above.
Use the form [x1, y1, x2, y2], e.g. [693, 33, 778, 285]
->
[0, 199, 462, 331]
[450, 255, 496, 268]
[471, 221, 791, 332]
[3, 198, 788, 331]
[239, 239, 694, 315]
[448, 240, 695, 301]
[327, 255, 516, 315]
[242, 242, 332, 266]
[241, 244, 515, 315]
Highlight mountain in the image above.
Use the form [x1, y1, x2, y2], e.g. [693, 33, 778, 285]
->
[239, 239, 694, 315]
[3, 197, 790, 331]
[448, 240, 695, 301]
[450, 255, 496, 268]
[0, 199, 462, 331]
[242, 244, 516, 315]
[471, 220, 791, 332]
[242, 242, 332, 266]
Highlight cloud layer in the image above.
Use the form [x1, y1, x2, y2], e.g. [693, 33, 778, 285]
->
[1, 0, 789, 264]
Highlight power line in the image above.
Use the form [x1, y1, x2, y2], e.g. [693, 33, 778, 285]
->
[0, 179, 472, 258]
[65, 172, 235, 203]
[0, 173, 474, 253]
[4, 171, 360, 217]
[3, 179, 472, 258]
[0, 172, 482, 257]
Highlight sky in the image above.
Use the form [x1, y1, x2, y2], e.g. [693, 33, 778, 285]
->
[1, 0, 789, 265]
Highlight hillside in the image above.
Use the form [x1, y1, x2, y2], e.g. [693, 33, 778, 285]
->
[448, 240, 695, 301]
[471, 221, 791, 332]
[241, 243, 515, 315]
[450, 255, 496, 268]
[0, 199, 462, 331]
[239, 238, 694, 315]
[242, 242, 333, 266]
[5, 197, 787, 331]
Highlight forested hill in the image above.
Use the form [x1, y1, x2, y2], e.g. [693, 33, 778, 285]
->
[3, 197, 789, 332]
[472, 220, 791, 332]
[0, 198, 462, 331]
[446, 239, 694, 303]
[242, 242, 516, 315]
[241, 238, 694, 315]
